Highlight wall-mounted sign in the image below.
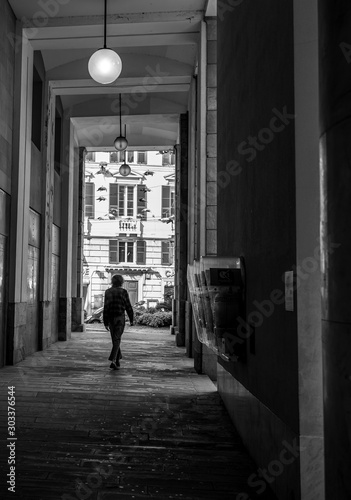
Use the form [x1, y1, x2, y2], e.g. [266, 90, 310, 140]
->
[285, 271, 294, 311]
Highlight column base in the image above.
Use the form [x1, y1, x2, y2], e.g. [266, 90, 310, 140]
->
[59, 298, 72, 341]
[71, 297, 84, 332]
[7, 302, 27, 364]
[39, 300, 52, 350]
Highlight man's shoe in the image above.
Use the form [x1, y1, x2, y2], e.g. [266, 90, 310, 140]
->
[116, 361, 120, 368]
[110, 362, 119, 370]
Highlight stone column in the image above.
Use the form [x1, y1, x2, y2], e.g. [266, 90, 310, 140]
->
[202, 17, 218, 381]
[58, 116, 74, 341]
[71, 147, 85, 332]
[205, 17, 217, 257]
[294, 0, 325, 497]
[7, 26, 33, 363]
[39, 83, 56, 350]
[185, 78, 197, 358]
[175, 114, 189, 347]
[319, 0, 351, 497]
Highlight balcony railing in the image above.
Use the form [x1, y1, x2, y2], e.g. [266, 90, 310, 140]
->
[119, 218, 138, 232]
[84, 217, 141, 238]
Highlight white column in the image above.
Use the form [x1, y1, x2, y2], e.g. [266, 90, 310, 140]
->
[294, 0, 325, 498]
[9, 24, 33, 302]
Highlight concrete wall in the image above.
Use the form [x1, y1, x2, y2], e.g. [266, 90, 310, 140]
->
[0, 0, 14, 366]
[319, 1, 351, 497]
[0, 0, 15, 195]
[217, 1, 299, 498]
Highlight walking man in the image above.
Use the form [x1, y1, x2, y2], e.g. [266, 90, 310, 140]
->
[103, 274, 134, 370]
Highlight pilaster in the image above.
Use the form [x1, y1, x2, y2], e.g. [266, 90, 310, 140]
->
[7, 24, 33, 363]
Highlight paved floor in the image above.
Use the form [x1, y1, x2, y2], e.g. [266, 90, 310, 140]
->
[0, 325, 277, 500]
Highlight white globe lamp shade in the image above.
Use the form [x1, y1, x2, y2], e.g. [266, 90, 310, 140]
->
[119, 163, 131, 176]
[88, 48, 122, 85]
[114, 136, 128, 151]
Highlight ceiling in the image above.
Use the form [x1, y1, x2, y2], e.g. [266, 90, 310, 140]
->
[8, 0, 215, 149]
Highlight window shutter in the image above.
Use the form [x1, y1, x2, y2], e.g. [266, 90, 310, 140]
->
[137, 185, 147, 220]
[85, 152, 95, 162]
[136, 240, 146, 265]
[161, 241, 170, 265]
[85, 182, 95, 219]
[169, 242, 174, 265]
[161, 186, 170, 218]
[109, 240, 119, 264]
[137, 151, 147, 164]
[110, 151, 119, 163]
[109, 184, 118, 213]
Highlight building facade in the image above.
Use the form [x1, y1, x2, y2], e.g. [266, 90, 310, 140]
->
[83, 151, 175, 313]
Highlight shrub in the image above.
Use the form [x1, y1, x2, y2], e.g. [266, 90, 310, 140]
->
[135, 311, 172, 327]
[146, 307, 157, 314]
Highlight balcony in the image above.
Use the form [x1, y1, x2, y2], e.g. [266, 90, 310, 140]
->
[84, 217, 141, 238]
[119, 218, 138, 233]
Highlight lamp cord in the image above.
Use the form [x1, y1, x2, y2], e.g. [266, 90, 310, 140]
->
[119, 94, 122, 134]
[103, 0, 107, 49]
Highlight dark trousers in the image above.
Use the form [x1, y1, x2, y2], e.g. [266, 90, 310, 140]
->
[108, 315, 125, 363]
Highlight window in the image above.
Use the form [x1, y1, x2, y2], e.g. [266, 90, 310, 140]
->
[118, 186, 125, 216]
[136, 240, 146, 264]
[119, 242, 126, 262]
[110, 185, 135, 216]
[85, 152, 96, 162]
[85, 183, 95, 219]
[127, 151, 135, 163]
[110, 151, 123, 163]
[161, 186, 175, 218]
[110, 240, 135, 264]
[127, 186, 134, 217]
[126, 242, 134, 262]
[162, 152, 176, 166]
[137, 151, 147, 164]
[162, 241, 173, 265]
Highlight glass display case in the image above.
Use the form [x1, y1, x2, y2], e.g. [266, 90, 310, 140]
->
[187, 256, 246, 362]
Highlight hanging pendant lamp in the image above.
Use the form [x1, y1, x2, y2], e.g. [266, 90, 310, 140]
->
[119, 151, 131, 176]
[114, 94, 128, 151]
[88, 0, 122, 85]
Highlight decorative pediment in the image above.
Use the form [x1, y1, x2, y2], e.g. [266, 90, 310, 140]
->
[164, 173, 175, 183]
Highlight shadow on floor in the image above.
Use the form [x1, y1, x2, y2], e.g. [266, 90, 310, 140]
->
[0, 324, 277, 500]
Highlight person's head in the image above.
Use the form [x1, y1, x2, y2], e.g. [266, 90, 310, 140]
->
[111, 274, 124, 287]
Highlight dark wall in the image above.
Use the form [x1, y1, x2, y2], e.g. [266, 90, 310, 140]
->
[30, 144, 42, 214]
[319, 1, 351, 497]
[217, 0, 298, 431]
[53, 171, 61, 227]
[0, 0, 15, 195]
[30, 51, 46, 214]
[53, 96, 63, 228]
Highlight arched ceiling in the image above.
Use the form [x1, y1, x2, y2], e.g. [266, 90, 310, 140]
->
[8, 0, 216, 149]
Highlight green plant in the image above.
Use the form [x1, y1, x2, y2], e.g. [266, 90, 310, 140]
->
[135, 311, 172, 327]
[164, 287, 174, 304]
[146, 307, 157, 314]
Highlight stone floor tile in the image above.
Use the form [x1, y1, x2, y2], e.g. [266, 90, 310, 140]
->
[0, 325, 277, 499]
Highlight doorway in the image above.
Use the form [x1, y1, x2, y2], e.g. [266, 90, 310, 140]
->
[123, 281, 138, 305]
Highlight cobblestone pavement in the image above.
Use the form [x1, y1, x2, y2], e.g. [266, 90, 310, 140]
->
[0, 325, 277, 500]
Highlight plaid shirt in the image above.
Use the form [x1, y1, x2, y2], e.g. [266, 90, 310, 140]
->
[103, 286, 134, 326]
